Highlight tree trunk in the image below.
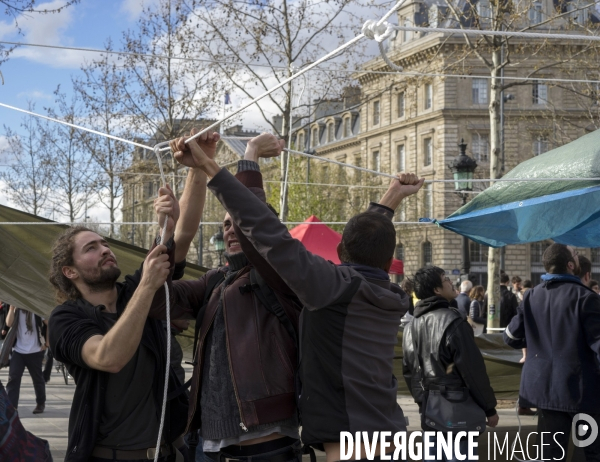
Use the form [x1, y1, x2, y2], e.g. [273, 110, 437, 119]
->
[279, 80, 292, 222]
[486, 47, 503, 329]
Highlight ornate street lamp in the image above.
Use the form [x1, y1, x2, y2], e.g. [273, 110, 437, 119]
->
[448, 139, 478, 279]
[210, 227, 226, 266]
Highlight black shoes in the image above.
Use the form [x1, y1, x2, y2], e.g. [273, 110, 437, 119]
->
[32, 404, 45, 414]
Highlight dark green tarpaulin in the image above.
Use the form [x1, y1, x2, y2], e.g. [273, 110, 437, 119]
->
[179, 327, 525, 399]
[434, 129, 600, 248]
[0, 204, 207, 317]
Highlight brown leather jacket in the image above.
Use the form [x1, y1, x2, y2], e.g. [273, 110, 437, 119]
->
[150, 168, 301, 433]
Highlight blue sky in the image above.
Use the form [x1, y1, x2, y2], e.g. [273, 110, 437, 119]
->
[0, 1, 162, 217]
[0, 0, 381, 220]
[0, 1, 148, 127]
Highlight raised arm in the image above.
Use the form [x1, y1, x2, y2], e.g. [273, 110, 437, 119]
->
[167, 129, 220, 263]
[79, 188, 179, 373]
[5, 305, 15, 328]
[232, 134, 296, 295]
[171, 138, 423, 309]
[80, 244, 171, 373]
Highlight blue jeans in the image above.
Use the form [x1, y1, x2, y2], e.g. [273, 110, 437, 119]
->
[423, 434, 478, 461]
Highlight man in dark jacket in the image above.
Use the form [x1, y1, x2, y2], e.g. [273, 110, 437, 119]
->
[499, 273, 518, 327]
[504, 243, 600, 461]
[403, 266, 498, 461]
[47, 156, 190, 461]
[152, 133, 303, 462]
[168, 135, 420, 462]
[455, 279, 473, 319]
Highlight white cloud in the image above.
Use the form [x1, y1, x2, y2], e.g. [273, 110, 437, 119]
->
[1, 0, 90, 68]
[16, 90, 53, 100]
[0, 179, 17, 208]
[120, 0, 160, 21]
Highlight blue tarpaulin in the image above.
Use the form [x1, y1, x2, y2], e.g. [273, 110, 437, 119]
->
[431, 129, 600, 248]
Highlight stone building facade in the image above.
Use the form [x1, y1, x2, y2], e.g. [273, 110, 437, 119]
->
[289, 0, 600, 285]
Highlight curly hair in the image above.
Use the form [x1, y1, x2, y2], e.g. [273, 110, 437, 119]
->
[48, 226, 91, 303]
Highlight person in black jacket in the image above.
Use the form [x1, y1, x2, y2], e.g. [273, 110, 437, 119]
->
[403, 266, 498, 461]
[468, 285, 487, 333]
[504, 243, 600, 461]
[455, 280, 473, 320]
[47, 180, 187, 462]
[499, 273, 518, 327]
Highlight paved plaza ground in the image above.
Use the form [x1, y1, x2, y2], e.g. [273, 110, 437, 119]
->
[2, 364, 554, 462]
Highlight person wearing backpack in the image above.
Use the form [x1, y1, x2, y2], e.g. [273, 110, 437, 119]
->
[150, 133, 303, 462]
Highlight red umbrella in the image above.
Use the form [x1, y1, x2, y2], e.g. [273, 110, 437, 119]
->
[289, 215, 403, 275]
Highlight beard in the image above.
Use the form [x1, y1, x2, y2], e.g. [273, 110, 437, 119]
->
[81, 265, 121, 293]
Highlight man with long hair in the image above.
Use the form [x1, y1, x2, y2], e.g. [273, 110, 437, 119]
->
[46, 144, 197, 462]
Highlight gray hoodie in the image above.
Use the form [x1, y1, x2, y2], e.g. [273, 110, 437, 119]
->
[208, 168, 409, 448]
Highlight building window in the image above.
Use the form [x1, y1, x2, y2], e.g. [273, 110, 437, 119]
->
[472, 78, 488, 104]
[470, 241, 489, 286]
[424, 83, 433, 110]
[472, 133, 490, 162]
[477, 0, 492, 21]
[591, 248, 600, 280]
[297, 132, 304, 150]
[530, 241, 551, 284]
[343, 117, 351, 138]
[424, 183, 433, 218]
[422, 241, 433, 266]
[403, 17, 411, 42]
[327, 123, 335, 143]
[398, 202, 406, 222]
[533, 136, 549, 156]
[529, 1, 543, 24]
[311, 127, 319, 147]
[397, 92, 405, 118]
[396, 243, 404, 261]
[144, 181, 155, 199]
[397, 144, 405, 171]
[532, 81, 548, 105]
[373, 101, 380, 125]
[568, 1, 589, 24]
[424, 137, 433, 167]
[428, 4, 439, 28]
[373, 150, 381, 172]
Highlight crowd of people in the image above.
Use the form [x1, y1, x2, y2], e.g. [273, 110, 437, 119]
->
[1, 131, 599, 462]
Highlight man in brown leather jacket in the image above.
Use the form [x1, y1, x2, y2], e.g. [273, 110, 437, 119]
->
[151, 133, 302, 462]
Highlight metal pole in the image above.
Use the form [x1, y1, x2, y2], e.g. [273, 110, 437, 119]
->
[460, 195, 471, 278]
[499, 34, 506, 273]
[131, 189, 136, 246]
[197, 222, 203, 266]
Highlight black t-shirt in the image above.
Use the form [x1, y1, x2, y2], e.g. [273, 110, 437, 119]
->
[96, 312, 159, 449]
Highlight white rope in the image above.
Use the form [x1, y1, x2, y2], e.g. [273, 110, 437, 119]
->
[0, 102, 154, 152]
[0, 220, 431, 226]
[151, 146, 172, 462]
[364, 21, 600, 73]
[153, 0, 409, 152]
[364, 22, 600, 44]
[4, 39, 600, 85]
[283, 148, 600, 183]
